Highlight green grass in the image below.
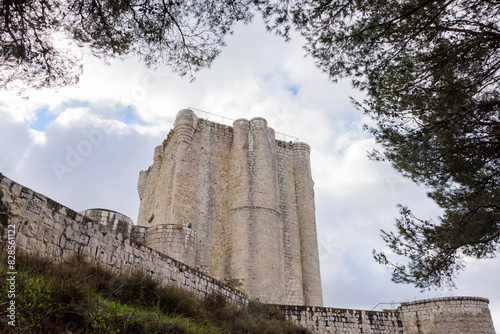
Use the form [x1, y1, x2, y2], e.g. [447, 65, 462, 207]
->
[0, 250, 310, 333]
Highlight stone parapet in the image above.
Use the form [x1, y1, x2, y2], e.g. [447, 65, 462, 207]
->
[80, 209, 134, 237]
[277, 304, 404, 334]
[399, 296, 495, 334]
[144, 224, 196, 269]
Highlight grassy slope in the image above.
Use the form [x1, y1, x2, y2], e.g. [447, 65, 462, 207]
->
[0, 251, 310, 334]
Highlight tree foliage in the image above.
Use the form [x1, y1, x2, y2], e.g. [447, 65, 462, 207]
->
[0, 0, 253, 90]
[2, 0, 499, 288]
[256, 0, 500, 288]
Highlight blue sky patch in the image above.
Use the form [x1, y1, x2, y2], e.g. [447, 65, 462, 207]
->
[29, 107, 56, 132]
[286, 83, 300, 96]
[261, 72, 301, 96]
[118, 105, 145, 125]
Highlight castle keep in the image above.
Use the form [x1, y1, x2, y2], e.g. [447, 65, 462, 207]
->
[137, 109, 323, 306]
[0, 108, 496, 333]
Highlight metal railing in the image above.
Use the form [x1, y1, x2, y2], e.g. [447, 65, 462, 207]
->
[188, 107, 299, 142]
[188, 107, 234, 126]
[370, 302, 401, 311]
[371, 294, 458, 311]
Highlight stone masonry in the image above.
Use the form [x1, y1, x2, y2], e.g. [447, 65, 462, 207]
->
[278, 297, 496, 334]
[137, 109, 323, 306]
[398, 297, 495, 334]
[0, 173, 247, 307]
[0, 172, 496, 333]
[0, 108, 496, 334]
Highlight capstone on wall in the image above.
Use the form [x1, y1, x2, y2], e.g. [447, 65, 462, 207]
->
[137, 109, 323, 306]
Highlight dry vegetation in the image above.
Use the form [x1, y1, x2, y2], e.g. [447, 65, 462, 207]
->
[0, 250, 310, 334]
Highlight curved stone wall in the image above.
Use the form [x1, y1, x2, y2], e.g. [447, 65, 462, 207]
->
[399, 297, 495, 334]
[144, 224, 196, 268]
[292, 141, 323, 306]
[227, 117, 286, 304]
[80, 208, 134, 238]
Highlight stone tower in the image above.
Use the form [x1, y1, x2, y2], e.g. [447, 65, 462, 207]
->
[137, 109, 323, 306]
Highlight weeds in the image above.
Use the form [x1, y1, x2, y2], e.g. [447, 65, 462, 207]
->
[0, 249, 310, 333]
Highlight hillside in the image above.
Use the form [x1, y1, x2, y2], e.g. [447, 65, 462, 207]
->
[0, 251, 310, 334]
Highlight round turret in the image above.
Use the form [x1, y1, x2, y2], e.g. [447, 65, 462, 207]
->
[80, 208, 134, 238]
[399, 296, 495, 334]
[174, 109, 198, 143]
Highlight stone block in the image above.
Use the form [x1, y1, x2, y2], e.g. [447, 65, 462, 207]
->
[65, 227, 74, 239]
[16, 233, 28, 247]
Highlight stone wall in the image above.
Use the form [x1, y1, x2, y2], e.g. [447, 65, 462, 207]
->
[399, 297, 496, 334]
[80, 208, 134, 235]
[0, 173, 247, 306]
[291, 142, 323, 306]
[277, 141, 305, 306]
[144, 224, 196, 269]
[137, 111, 233, 279]
[278, 297, 496, 334]
[278, 305, 404, 334]
[227, 117, 287, 305]
[136, 109, 323, 306]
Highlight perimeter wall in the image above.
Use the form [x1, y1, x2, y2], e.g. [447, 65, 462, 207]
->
[0, 173, 247, 306]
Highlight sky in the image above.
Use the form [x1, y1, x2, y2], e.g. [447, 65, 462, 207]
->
[1, 16, 498, 331]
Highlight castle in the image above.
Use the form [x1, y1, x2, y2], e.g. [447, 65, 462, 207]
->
[136, 109, 322, 306]
[0, 109, 496, 333]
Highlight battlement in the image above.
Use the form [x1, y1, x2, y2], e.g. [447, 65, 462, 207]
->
[161, 110, 234, 150]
